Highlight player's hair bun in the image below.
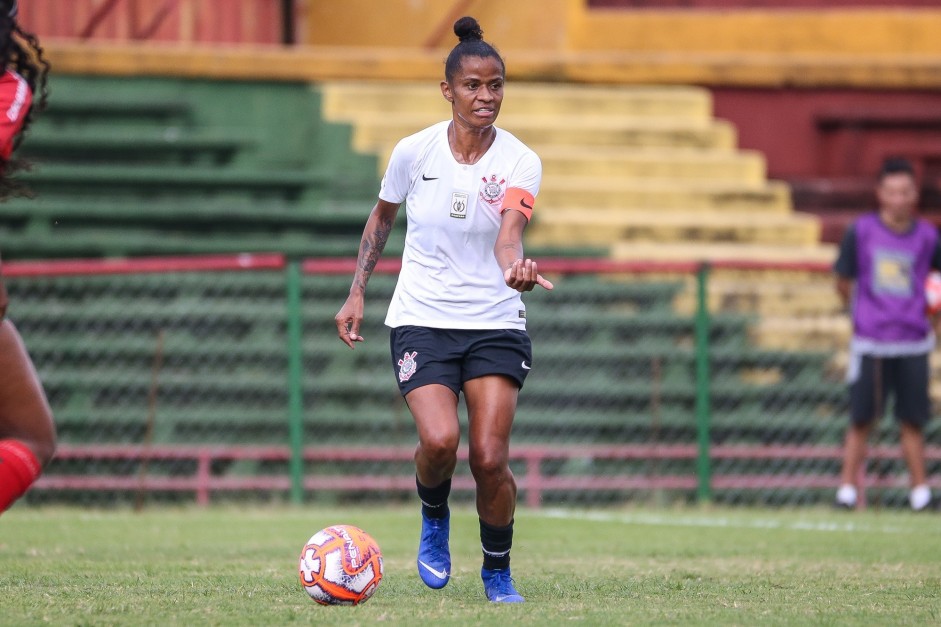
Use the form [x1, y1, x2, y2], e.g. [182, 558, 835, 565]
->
[454, 16, 483, 43]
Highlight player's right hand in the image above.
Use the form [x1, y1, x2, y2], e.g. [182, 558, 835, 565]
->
[335, 295, 365, 349]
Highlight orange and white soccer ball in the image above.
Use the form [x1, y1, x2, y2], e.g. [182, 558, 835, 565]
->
[299, 524, 384, 605]
[927, 271, 941, 316]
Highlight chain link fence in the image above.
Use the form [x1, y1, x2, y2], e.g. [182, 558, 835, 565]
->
[7, 255, 938, 509]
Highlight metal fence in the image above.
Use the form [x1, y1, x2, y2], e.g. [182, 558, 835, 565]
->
[7, 253, 939, 509]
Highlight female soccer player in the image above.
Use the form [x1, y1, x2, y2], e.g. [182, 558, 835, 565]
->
[335, 16, 552, 603]
[0, 0, 57, 515]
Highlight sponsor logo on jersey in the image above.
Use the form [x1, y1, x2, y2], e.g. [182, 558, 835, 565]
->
[479, 174, 506, 205]
[398, 350, 419, 382]
[6, 72, 27, 122]
[450, 192, 468, 219]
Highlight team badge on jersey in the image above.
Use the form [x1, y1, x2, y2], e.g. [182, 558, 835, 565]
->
[450, 192, 468, 219]
[398, 351, 419, 382]
[479, 174, 506, 205]
[873, 249, 914, 296]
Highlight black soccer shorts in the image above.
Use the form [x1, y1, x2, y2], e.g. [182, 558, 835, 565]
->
[848, 353, 931, 428]
[389, 325, 532, 397]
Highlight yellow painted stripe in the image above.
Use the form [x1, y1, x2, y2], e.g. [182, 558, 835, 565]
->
[42, 41, 941, 89]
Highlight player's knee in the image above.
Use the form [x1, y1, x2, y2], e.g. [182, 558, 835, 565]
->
[900, 420, 925, 435]
[418, 433, 459, 467]
[469, 450, 510, 481]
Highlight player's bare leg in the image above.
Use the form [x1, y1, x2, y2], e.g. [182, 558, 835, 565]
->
[0, 320, 56, 513]
[406, 383, 459, 589]
[900, 421, 931, 510]
[409, 384, 460, 486]
[465, 375, 524, 603]
[836, 422, 872, 509]
[465, 375, 517, 525]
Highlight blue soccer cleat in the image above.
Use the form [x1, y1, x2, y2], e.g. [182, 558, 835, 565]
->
[481, 566, 525, 603]
[417, 513, 451, 589]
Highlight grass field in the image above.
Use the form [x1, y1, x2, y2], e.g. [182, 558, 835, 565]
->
[2, 505, 941, 626]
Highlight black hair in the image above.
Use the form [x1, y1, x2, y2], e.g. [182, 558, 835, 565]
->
[878, 156, 916, 182]
[443, 16, 505, 83]
[0, 4, 50, 198]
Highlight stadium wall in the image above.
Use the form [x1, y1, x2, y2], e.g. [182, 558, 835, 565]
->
[19, 0, 286, 44]
[300, 0, 941, 238]
[20, 0, 941, 237]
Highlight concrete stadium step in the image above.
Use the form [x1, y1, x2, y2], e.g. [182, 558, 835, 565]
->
[673, 277, 843, 317]
[21, 163, 325, 193]
[0, 197, 369, 226]
[42, 97, 193, 126]
[538, 147, 765, 183]
[321, 82, 714, 120]
[529, 211, 820, 247]
[347, 115, 736, 159]
[531, 311, 751, 351]
[0, 227, 404, 260]
[522, 376, 844, 406]
[538, 178, 791, 212]
[750, 316, 850, 352]
[21, 128, 257, 165]
[610, 241, 837, 264]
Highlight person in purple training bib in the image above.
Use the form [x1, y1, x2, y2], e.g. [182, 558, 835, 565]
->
[833, 157, 941, 511]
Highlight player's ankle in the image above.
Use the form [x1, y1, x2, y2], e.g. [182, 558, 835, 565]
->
[835, 484, 857, 507]
[910, 484, 931, 511]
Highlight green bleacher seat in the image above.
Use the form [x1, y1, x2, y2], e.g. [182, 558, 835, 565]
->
[0, 229, 403, 259]
[22, 129, 256, 165]
[3, 75, 382, 260]
[40, 98, 192, 123]
[22, 163, 327, 192]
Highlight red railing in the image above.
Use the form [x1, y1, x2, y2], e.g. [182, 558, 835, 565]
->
[38, 444, 941, 508]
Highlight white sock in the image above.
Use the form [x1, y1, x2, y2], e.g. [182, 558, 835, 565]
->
[836, 484, 857, 506]
[910, 484, 931, 511]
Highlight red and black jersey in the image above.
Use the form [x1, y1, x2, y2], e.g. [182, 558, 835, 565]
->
[0, 69, 30, 160]
[0, 68, 32, 318]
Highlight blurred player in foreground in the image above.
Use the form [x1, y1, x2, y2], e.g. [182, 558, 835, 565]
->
[834, 157, 941, 511]
[335, 16, 551, 603]
[0, 0, 56, 515]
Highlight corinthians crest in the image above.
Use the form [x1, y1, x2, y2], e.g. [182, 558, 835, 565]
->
[479, 174, 506, 205]
[398, 350, 418, 382]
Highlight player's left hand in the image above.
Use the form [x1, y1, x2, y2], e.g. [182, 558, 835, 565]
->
[504, 258, 554, 292]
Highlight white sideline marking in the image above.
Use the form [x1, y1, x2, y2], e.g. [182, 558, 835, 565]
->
[535, 509, 911, 534]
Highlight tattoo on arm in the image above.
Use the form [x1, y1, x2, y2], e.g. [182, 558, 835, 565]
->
[353, 214, 394, 292]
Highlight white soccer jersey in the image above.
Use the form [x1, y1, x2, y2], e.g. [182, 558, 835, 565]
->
[379, 120, 542, 330]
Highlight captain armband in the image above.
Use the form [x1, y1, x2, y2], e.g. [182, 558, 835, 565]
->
[501, 187, 535, 221]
